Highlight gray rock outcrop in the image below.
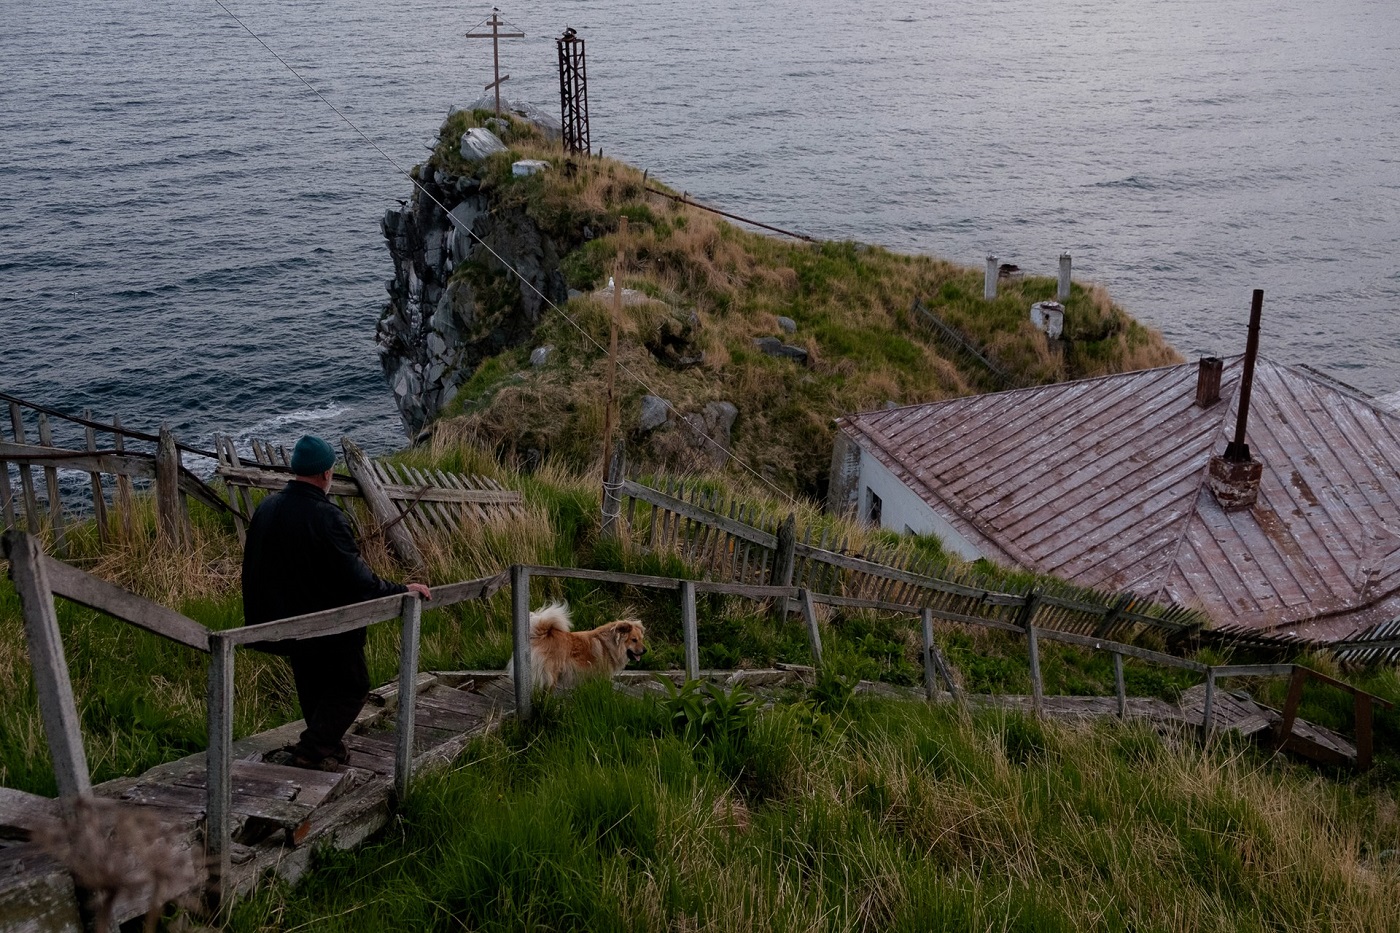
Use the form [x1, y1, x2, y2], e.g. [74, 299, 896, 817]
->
[378, 119, 569, 435]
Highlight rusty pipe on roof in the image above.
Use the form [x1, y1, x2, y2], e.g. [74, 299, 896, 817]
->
[1225, 289, 1264, 463]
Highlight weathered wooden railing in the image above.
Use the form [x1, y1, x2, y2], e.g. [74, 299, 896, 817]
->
[1, 529, 506, 906]
[518, 563, 1393, 766]
[0, 392, 229, 552]
[214, 434, 523, 567]
[6, 536, 1393, 916]
[606, 470, 1209, 642]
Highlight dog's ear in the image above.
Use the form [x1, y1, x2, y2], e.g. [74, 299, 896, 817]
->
[613, 621, 633, 637]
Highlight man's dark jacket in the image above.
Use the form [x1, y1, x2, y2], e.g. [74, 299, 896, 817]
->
[242, 480, 406, 650]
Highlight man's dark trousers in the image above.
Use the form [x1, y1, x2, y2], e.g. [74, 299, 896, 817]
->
[242, 479, 406, 765]
[287, 631, 370, 763]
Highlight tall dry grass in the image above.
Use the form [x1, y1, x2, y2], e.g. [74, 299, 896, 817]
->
[224, 682, 1400, 932]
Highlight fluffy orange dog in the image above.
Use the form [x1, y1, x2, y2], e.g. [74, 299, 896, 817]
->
[508, 602, 646, 691]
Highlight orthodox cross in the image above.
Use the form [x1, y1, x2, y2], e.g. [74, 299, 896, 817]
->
[466, 8, 525, 116]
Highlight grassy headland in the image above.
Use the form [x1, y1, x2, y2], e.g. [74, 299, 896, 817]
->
[417, 110, 1180, 494]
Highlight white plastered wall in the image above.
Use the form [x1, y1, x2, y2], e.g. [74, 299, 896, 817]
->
[857, 450, 983, 561]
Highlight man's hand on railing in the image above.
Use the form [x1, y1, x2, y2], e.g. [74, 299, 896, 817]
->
[406, 583, 432, 601]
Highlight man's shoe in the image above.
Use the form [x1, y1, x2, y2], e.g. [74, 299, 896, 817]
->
[261, 745, 343, 772]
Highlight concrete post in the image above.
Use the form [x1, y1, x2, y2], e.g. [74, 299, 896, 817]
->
[1058, 252, 1072, 302]
[984, 255, 998, 300]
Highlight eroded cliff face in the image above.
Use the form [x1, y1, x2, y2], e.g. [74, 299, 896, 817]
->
[377, 132, 566, 436]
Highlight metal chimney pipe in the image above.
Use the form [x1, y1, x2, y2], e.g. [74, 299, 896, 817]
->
[1224, 289, 1264, 463]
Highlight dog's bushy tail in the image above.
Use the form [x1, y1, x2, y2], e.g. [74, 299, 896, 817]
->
[529, 602, 573, 638]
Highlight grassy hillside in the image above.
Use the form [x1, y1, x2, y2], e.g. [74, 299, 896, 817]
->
[419, 111, 1181, 494]
[2, 454, 1397, 931]
[225, 680, 1400, 932]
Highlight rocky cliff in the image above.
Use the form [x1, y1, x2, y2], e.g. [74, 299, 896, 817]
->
[378, 114, 568, 436]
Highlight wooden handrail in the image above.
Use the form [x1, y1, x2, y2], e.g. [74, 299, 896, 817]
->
[42, 555, 211, 652]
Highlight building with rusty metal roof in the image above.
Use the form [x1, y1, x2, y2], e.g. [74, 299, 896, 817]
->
[830, 355, 1400, 640]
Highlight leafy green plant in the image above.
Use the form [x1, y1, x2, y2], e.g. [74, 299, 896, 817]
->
[658, 678, 757, 770]
[810, 667, 858, 716]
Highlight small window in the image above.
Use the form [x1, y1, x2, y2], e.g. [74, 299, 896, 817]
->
[866, 488, 883, 526]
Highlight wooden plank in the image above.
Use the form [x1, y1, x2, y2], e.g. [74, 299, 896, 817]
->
[526, 565, 682, 589]
[0, 441, 159, 478]
[771, 513, 797, 587]
[1210, 664, 1296, 679]
[83, 409, 109, 545]
[0, 420, 14, 530]
[691, 580, 797, 599]
[35, 413, 66, 553]
[3, 531, 91, 798]
[42, 554, 211, 651]
[9, 403, 40, 533]
[1031, 627, 1209, 672]
[429, 571, 509, 608]
[1113, 652, 1126, 719]
[1026, 624, 1044, 717]
[155, 424, 184, 545]
[621, 479, 776, 547]
[415, 687, 493, 720]
[222, 593, 404, 646]
[205, 633, 234, 905]
[1200, 669, 1216, 742]
[342, 438, 424, 572]
[396, 595, 422, 802]
[920, 607, 938, 699]
[343, 733, 398, 774]
[383, 464, 431, 540]
[112, 415, 136, 540]
[798, 588, 823, 666]
[218, 436, 247, 546]
[512, 566, 532, 719]
[680, 580, 699, 680]
[0, 787, 61, 837]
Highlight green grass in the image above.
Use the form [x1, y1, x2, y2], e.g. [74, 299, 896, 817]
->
[411, 111, 1183, 495]
[224, 679, 1400, 932]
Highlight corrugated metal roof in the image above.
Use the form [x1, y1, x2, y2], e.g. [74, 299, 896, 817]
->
[839, 356, 1400, 640]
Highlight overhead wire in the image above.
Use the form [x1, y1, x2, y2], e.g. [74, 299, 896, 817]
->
[208, 0, 801, 505]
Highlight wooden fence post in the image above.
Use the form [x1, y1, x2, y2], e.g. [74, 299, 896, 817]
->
[395, 593, 422, 801]
[83, 409, 108, 545]
[36, 413, 66, 555]
[680, 580, 699, 680]
[600, 441, 626, 541]
[4, 530, 91, 798]
[511, 565, 533, 720]
[0, 423, 14, 529]
[342, 437, 426, 573]
[204, 632, 234, 907]
[1112, 651, 1127, 718]
[771, 513, 796, 587]
[1018, 591, 1043, 717]
[921, 607, 959, 700]
[1200, 667, 1217, 743]
[10, 402, 40, 533]
[156, 423, 184, 546]
[921, 606, 938, 699]
[112, 416, 136, 541]
[798, 588, 823, 667]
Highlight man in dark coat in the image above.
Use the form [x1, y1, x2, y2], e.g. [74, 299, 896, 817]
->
[242, 435, 430, 770]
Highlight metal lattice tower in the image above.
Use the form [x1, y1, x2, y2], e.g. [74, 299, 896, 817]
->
[557, 27, 590, 155]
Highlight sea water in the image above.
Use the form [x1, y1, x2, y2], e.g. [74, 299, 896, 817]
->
[2, 0, 1396, 461]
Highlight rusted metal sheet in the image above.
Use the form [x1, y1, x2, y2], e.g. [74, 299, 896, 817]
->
[839, 356, 1400, 639]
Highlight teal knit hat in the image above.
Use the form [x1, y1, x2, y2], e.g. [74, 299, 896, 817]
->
[290, 435, 336, 475]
